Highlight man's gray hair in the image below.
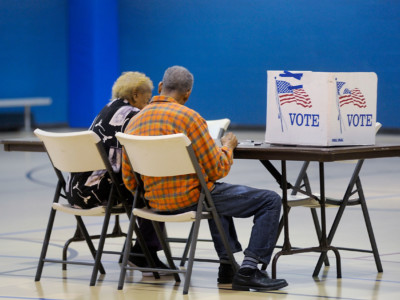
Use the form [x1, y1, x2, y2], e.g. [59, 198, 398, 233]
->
[162, 66, 194, 93]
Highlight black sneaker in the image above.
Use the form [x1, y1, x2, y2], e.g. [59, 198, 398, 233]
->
[217, 262, 239, 284]
[128, 252, 172, 276]
[232, 268, 288, 291]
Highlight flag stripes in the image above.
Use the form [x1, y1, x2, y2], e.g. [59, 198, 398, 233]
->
[276, 80, 312, 108]
[337, 81, 367, 108]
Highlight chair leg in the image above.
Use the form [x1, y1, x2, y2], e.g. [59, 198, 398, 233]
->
[118, 213, 136, 290]
[180, 223, 194, 266]
[118, 214, 161, 290]
[183, 219, 201, 295]
[135, 222, 162, 279]
[63, 215, 126, 269]
[36, 181, 64, 281]
[113, 215, 127, 263]
[152, 221, 181, 283]
[118, 240, 133, 264]
[161, 225, 173, 256]
[89, 207, 113, 286]
[35, 207, 57, 281]
[74, 216, 106, 276]
[62, 226, 81, 270]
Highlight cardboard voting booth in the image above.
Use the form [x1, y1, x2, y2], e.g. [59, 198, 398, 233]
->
[265, 71, 378, 146]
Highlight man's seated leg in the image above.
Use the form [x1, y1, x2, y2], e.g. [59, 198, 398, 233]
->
[209, 182, 288, 291]
[232, 256, 287, 291]
[212, 217, 242, 284]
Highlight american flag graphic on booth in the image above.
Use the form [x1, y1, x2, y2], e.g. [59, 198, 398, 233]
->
[336, 81, 367, 108]
[276, 80, 312, 108]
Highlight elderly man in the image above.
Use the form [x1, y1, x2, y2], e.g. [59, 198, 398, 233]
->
[122, 66, 288, 291]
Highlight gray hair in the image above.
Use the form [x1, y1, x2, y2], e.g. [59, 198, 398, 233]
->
[162, 66, 194, 93]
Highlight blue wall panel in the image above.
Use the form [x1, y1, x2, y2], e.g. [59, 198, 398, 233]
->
[0, 0, 68, 125]
[68, 0, 119, 128]
[119, 0, 400, 129]
[1, 1, 399, 129]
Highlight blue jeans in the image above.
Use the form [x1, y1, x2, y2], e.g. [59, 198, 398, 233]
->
[164, 182, 281, 266]
[210, 182, 281, 265]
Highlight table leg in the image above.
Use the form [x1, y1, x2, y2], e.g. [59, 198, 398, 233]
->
[319, 162, 328, 248]
[291, 161, 330, 267]
[24, 105, 31, 132]
[313, 160, 366, 276]
[261, 159, 341, 279]
[272, 160, 291, 278]
[281, 160, 291, 251]
[313, 162, 342, 278]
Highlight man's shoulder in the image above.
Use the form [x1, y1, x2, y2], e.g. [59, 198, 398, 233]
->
[174, 103, 203, 119]
[149, 101, 203, 120]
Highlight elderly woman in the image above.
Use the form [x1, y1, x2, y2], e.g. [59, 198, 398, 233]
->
[66, 71, 168, 272]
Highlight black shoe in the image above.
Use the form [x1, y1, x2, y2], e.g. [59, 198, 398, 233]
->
[232, 268, 288, 291]
[128, 252, 172, 276]
[218, 262, 240, 284]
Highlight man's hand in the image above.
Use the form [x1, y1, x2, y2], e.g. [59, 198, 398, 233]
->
[221, 132, 238, 150]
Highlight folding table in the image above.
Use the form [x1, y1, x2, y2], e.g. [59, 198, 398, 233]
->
[234, 142, 400, 278]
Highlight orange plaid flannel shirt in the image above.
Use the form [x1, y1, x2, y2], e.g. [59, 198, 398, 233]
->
[121, 95, 233, 211]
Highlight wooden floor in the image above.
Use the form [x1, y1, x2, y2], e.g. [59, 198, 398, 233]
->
[1, 128, 399, 300]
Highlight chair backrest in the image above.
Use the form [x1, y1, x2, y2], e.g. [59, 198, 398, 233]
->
[206, 118, 230, 139]
[34, 129, 106, 173]
[116, 133, 196, 177]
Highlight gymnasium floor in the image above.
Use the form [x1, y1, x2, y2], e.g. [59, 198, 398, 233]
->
[0, 128, 399, 300]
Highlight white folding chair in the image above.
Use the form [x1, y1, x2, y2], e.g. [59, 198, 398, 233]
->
[33, 129, 153, 286]
[167, 118, 231, 266]
[116, 132, 237, 294]
[270, 122, 383, 275]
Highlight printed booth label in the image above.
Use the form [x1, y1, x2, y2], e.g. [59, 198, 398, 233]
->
[265, 70, 377, 146]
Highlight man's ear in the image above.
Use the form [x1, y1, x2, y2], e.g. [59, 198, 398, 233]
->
[158, 82, 163, 94]
[183, 89, 192, 102]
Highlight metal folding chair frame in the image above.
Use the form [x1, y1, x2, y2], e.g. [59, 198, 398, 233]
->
[34, 133, 155, 286]
[61, 215, 126, 270]
[117, 138, 238, 294]
[167, 120, 229, 267]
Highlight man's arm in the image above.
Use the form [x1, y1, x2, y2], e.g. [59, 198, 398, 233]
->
[220, 132, 238, 151]
[188, 116, 236, 182]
